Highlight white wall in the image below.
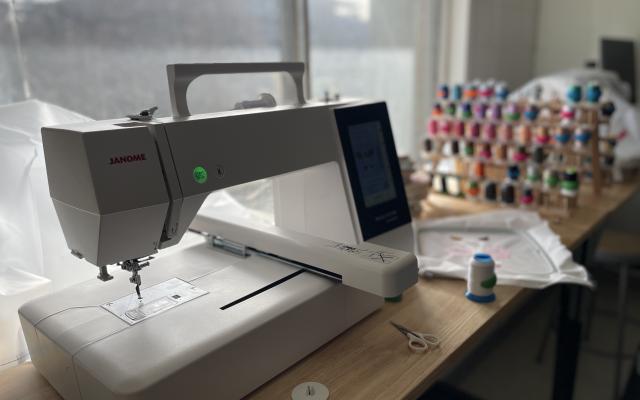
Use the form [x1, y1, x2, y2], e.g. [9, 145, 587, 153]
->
[465, 0, 539, 89]
[534, 0, 640, 95]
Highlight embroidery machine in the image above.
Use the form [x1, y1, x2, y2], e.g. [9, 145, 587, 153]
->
[19, 63, 418, 399]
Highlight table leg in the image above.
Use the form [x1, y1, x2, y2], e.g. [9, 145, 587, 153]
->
[552, 240, 589, 400]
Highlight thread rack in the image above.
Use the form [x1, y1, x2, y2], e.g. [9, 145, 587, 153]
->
[420, 81, 617, 216]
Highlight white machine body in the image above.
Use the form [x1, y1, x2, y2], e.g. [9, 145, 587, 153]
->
[20, 63, 417, 399]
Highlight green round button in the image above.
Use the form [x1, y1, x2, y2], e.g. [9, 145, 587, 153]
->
[193, 166, 208, 184]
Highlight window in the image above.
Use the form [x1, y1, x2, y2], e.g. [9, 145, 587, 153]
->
[2, 0, 295, 119]
[308, 0, 440, 156]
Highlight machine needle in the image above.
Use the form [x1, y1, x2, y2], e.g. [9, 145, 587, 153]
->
[135, 284, 142, 300]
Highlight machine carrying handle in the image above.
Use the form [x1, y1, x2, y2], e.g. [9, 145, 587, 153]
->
[167, 62, 306, 117]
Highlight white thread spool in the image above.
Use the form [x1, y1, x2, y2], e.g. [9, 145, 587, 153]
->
[465, 253, 497, 303]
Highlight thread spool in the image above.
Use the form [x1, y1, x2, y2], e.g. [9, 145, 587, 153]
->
[428, 118, 439, 136]
[526, 164, 541, 183]
[446, 176, 461, 196]
[479, 143, 492, 160]
[566, 84, 582, 103]
[464, 84, 478, 101]
[445, 102, 457, 117]
[461, 102, 473, 119]
[586, 81, 602, 103]
[501, 181, 516, 205]
[463, 140, 475, 157]
[484, 181, 498, 202]
[601, 101, 615, 118]
[517, 125, 532, 145]
[504, 103, 520, 122]
[507, 164, 520, 180]
[424, 138, 433, 153]
[474, 102, 488, 120]
[431, 103, 443, 117]
[467, 121, 481, 139]
[431, 174, 442, 193]
[483, 123, 497, 141]
[495, 83, 509, 102]
[561, 168, 579, 198]
[524, 104, 539, 122]
[437, 84, 449, 100]
[453, 120, 465, 138]
[574, 127, 591, 149]
[560, 104, 575, 120]
[465, 253, 497, 303]
[499, 123, 514, 142]
[513, 145, 528, 162]
[440, 119, 452, 135]
[467, 179, 481, 199]
[495, 143, 508, 163]
[554, 123, 572, 146]
[479, 83, 494, 99]
[535, 126, 551, 145]
[543, 168, 559, 191]
[488, 103, 502, 121]
[472, 161, 486, 178]
[520, 185, 535, 207]
[450, 140, 460, 156]
[452, 84, 463, 101]
[532, 146, 546, 164]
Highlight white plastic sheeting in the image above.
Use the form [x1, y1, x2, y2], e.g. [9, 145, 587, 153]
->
[415, 210, 593, 289]
[512, 68, 640, 168]
[0, 100, 95, 369]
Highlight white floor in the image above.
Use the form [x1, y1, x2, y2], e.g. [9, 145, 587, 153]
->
[443, 270, 640, 400]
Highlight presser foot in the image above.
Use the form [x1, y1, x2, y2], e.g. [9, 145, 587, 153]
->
[118, 256, 153, 300]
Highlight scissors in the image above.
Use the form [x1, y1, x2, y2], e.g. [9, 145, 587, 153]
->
[390, 321, 440, 353]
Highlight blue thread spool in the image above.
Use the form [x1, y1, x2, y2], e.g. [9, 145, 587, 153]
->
[574, 127, 592, 148]
[438, 84, 449, 100]
[524, 104, 539, 122]
[555, 124, 572, 145]
[495, 83, 509, 102]
[567, 84, 582, 103]
[452, 84, 463, 101]
[586, 82, 602, 103]
[466, 253, 497, 303]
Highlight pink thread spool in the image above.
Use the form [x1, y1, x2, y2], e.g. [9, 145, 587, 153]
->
[479, 143, 492, 160]
[467, 121, 481, 139]
[439, 119, 452, 135]
[499, 123, 514, 142]
[428, 118, 439, 136]
[453, 120, 465, 138]
[513, 145, 528, 162]
[535, 126, 551, 145]
[483, 123, 497, 141]
[560, 104, 575, 120]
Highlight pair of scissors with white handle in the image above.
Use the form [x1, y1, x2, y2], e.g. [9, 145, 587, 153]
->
[390, 321, 440, 353]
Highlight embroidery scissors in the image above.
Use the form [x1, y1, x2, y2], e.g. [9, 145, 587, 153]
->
[390, 321, 440, 353]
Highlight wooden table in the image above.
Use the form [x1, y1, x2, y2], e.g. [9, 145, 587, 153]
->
[2, 180, 638, 400]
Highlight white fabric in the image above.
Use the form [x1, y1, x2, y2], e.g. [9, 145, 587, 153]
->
[512, 68, 640, 169]
[415, 210, 593, 289]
